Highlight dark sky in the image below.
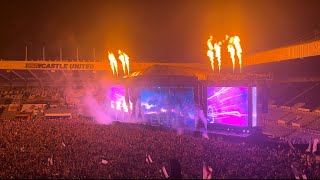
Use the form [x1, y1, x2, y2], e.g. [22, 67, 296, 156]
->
[0, 0, 320, 62]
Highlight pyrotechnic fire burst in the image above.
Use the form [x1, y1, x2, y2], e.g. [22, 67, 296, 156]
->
[108, 52, 118, 76]
[108, 50, 130, 76]
[227, 37, 236, 73]
[207, 36, 215, 72]
[206, 35, 242, 73]
[118, 50, 126, 75]
[233, 36, 242, 73]
[118, 50, 130, 75]
[214, 42, 222, 73]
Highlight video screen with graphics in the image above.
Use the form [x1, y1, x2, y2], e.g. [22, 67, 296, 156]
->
[207, 87, 249, 127]
[110, 86, 132, 113]
[140, 87, 195, 128]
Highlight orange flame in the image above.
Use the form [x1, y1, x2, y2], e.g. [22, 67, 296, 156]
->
[124, 52, 130, 74]
[125, 54, 130, 74]
[214, 42, 222, 73]
[227, 37, 236, 73]
[207, 36, 214, 72]
[118, 50, 130, 75]
[118, 50, 126, 75]
[206, 35, 242, 73]
[108, 52, 118, 76]
[223, 35, 229, 43]
[233, 36, 242, 73]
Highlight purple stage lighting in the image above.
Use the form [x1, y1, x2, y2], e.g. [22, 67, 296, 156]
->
[140, 87, 195, 127]
[110, 86, 132, 113]
[207, 87, 248, 127]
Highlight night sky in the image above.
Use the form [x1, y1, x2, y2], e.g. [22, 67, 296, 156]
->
[0, 0, 319, 62]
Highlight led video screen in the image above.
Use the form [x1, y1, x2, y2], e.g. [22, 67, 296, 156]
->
[252, 87, 257, 127]
[140, 87, 195, 128]
[110, 86, 132, 113]
[207, 87, 249, 127]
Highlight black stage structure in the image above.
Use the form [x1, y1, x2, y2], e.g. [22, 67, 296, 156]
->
[109, 65, 272, 137]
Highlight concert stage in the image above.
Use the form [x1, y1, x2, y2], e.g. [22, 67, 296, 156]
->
[108, 65, 267, 137]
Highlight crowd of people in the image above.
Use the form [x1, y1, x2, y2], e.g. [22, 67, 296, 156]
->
[1, 118, 319, 179]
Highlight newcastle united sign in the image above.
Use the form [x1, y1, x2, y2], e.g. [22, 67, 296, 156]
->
[0, 61, 110, 71]
[25, 63, 95, 70]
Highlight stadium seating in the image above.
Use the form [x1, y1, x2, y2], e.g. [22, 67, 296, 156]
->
[305, 117, 320, 131]
[285, 129, 320, 144]
[269, 82, 320, 110]
[0, 107, 17, 119]
[44, 105, 78, 116]
[260, 101, 320, 143]
[292, 103, 306, 109]
[264, 108, 291, 123]
[262, 120, 296, 137]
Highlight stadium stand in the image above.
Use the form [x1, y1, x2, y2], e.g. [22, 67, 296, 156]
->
[292, 112, 320, 128]
[264, 108, 291, 124]
[262, 123, 296, 138]
[270, 81, 320, 110]
[293, 82, 320, 110]
[292, 102, 306, 110]
[305, 117, 320, 131]
[0, 104, 20, 119]
[44, 105, 78, 118]
[286, 129, 320, 144]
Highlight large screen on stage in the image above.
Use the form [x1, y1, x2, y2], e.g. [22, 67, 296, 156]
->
[207, 87, 249, 127]
[110, 86, 131, 113]
[140, 87, 195, 128]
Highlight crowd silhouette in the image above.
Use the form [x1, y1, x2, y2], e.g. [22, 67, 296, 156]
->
[1, 119, 319, 179]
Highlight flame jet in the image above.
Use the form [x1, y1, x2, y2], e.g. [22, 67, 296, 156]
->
[118, 50, 130, 75]
[214, 42, 222, 73]
[118, 50, 126, 75]
[205, 34, 243, 73]
[124, 52, 130, 74]
[233, 36, 242, 73]
[227, 36, 236, 73]
[108, 52, 118, 76]
[207, 36, 215, 72]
